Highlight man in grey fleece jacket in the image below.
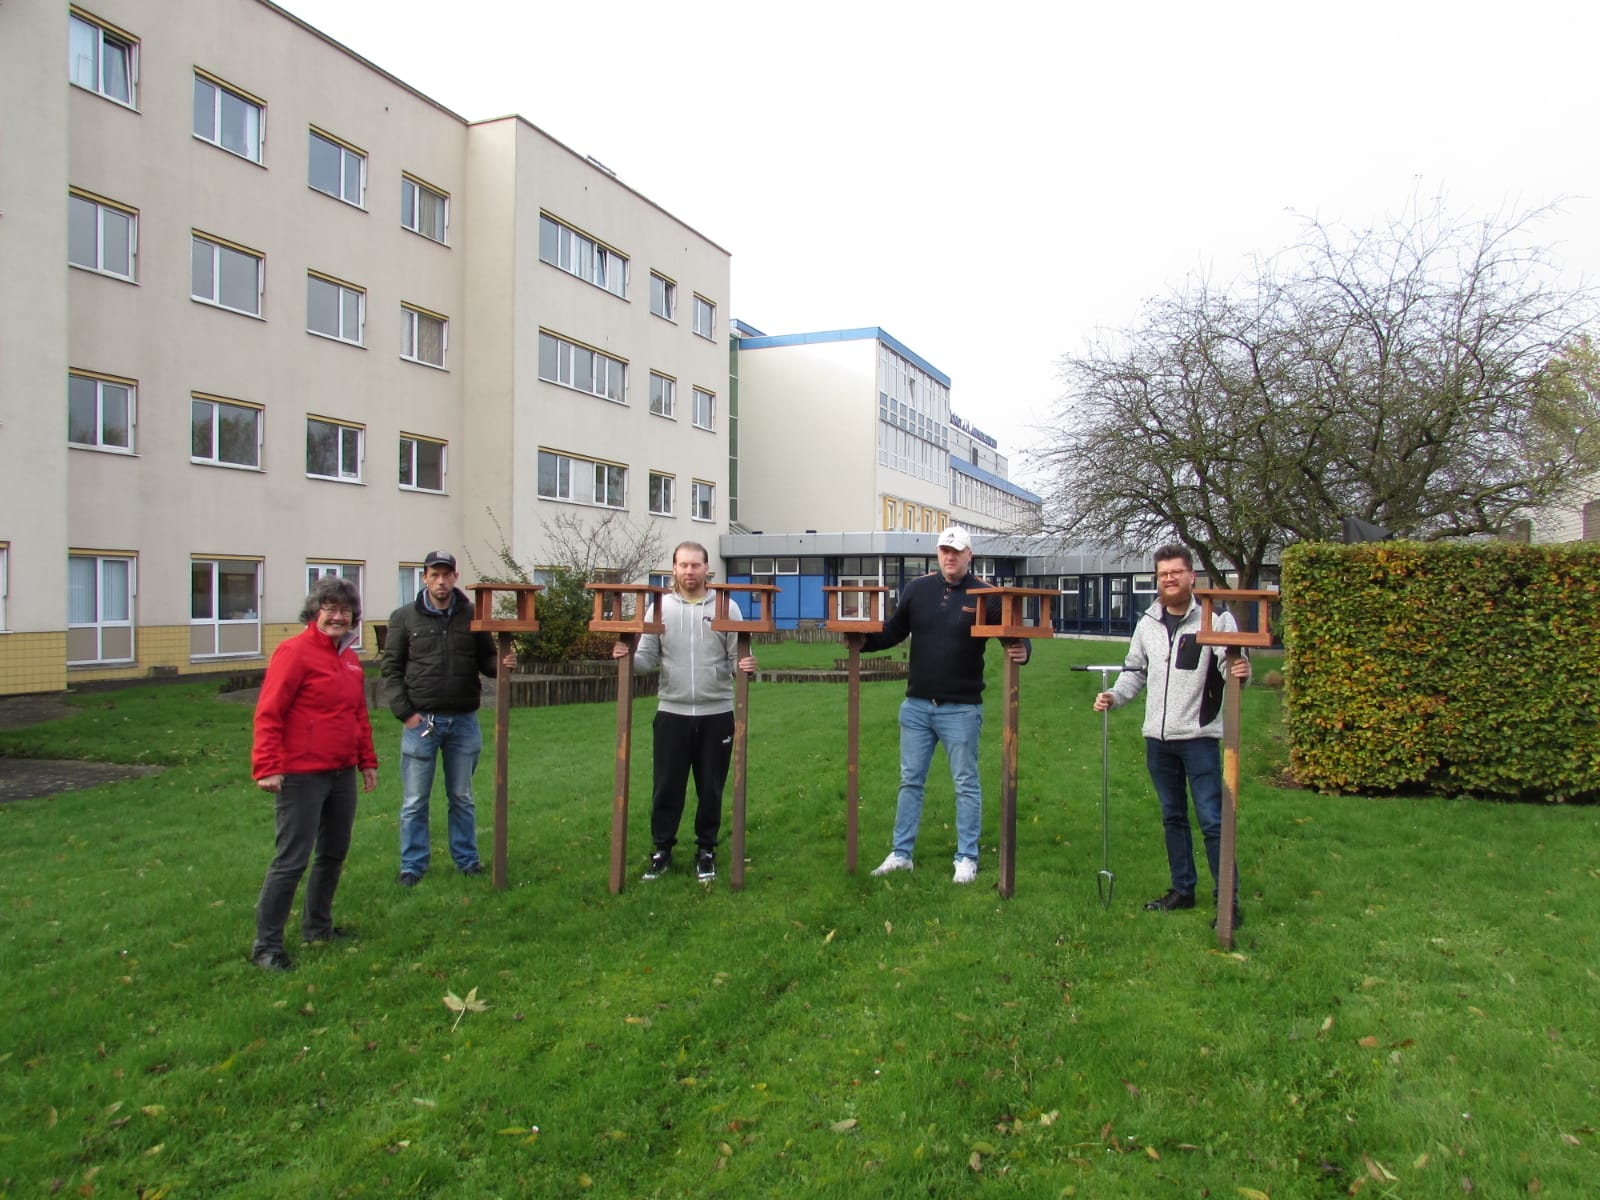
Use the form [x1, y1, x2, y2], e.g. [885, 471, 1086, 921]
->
[1094, 544, 1252, 921]
[612, 542, 757, 883]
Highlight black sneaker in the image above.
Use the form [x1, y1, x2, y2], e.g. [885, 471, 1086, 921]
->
[696, 850, 716, 882]
[642, 850, 671, 880]
[252, 950, 295, 972]
[1143, 889, 1196, 912]
[460, 862, 484, 876]
[397, 871, 421, 888]
[302, 927, 352, 944]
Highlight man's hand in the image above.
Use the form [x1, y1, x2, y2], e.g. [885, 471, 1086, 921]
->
[737, 655, 758, 674]
[1003, 640, 1028, 663]
[500, 648, 518, 671]
[256, 774, 284, 793]
[843, 633, 865, 651]
[612, 641, 631, 659]
[1228, 653, 1252, 680]
[360, 767, 379, 793]
[1093, 691, 1114, 713]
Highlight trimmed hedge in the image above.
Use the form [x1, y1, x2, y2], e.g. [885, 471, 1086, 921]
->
[1281, 541, 1600, 801]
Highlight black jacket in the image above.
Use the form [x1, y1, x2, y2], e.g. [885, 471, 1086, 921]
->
[860, 571, 1028, 705]
[381, 589, 499, 720]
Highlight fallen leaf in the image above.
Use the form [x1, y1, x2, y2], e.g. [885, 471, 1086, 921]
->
[1559, 1132, 1581, 1147]
[1122, 1079, 1142, 1100]
[1364, 1154, 1397, 1181]
[1145, 1145, 1160, 1161]
[884, 921, 893, 935]
[830, 1118, 858, 1133]
[1237, 1188, 1271, 1200]
[1358, 1036, 1379, 1049]
[823, 928, 836, 944]
[969, 1150, 983, 1171]
[1317, 1015, 1335, 1038]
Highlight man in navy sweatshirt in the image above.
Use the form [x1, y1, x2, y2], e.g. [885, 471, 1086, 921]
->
[851, 526, 1028, 884]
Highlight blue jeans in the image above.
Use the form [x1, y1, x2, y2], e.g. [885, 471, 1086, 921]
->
[399, 711, 482, 875]
[891, 697, 983, 864]
[1145, 736, 1228, 898]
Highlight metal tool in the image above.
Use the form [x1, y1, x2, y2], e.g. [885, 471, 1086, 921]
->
[1073, 664, 1124, 909]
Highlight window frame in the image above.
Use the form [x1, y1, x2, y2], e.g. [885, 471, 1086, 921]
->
[68, 189, 137, 281]
[0, 542, 7, 632]
[67, 370, 136, 454]
[398, 433, 446, 493]
[691, 479, 715, 523]
[190, 557, 261, 659]
[307, 127, 366, 208]
[67, 552, 136, 665]
[649, 372, 676, 419]
[692, 294, 716, 340]
[538, 213, 628, 298]
[537, 448, 628, 511]
[192, 69, 264, 164]
[400, 173, 449, 245]
[306, 415, 365, 483]
[649, 272, 677, 321]
[397, 563, 425, 608]
[401, 304, 448, 368]
[306, 272, 365, 345]
[648, 471, 675, 517]
[69, 10, 138, 107]
[191, 231, 264, 317]
[537, 330, 627, 404]
[307, 561, 364, 648]
[691, 387, 716, 432]
[190, 392, 262, 470]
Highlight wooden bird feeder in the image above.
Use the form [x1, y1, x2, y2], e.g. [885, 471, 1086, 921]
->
[707, 582, 778, 890]
[822, 584, 888, 633]
[1194, 588, 1276, 648]
[707, 582, 780, 632]
[823, 585, 890, 874]
[969, 585, 1059, 640]
[586, 583, 667, 635]
[467, 582, 542, 892]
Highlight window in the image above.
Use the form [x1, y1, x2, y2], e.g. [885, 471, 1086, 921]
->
[538, 213, 627, 297]
[1584, 499, 1600, 542]
[68, 372, 135, 453]
[398, 563, 425, 607]
[306, 417, 363, 482]
[538, 331, 626, 402]
[192, 233, 262, 316]
[307, 562, 363, 648]
[399, 435, 446, 492]
[193, 71, 263, 163]
[68, 190, 136, 280]
[401, 173, 448, 244]
[648, 472, 675, 516]
[69, 11, 137, 106]
[0, 543, 7, 632]
[191, 557, 260, 658]
[401, 305, 447, 367]
[650, 273, 676, 320]
[307, 273, 364, 344]
[692, 295, 716, 340]
[308, 129, 364, 206]
[649, 372, 676, 419]
[538, 449, 626, 510]
[692, 387, 716, 431]
[68, 553, 135, 665]
[691, 480, 715, 523]
[191, 393, 261, 468]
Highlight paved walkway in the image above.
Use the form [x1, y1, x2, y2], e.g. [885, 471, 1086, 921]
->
[0, 694, 163, 803]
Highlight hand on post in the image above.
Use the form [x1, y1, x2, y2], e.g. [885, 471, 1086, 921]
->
[1228, 652, 1251, 680]
[1003, 639, 1028, 663]
[1093, 691, 1114, 713]
[737, 655, 758, 675]
[611, 641, 631, 659]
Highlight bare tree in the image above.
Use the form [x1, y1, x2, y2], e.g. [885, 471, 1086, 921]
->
[1034, 199, 1600, 584]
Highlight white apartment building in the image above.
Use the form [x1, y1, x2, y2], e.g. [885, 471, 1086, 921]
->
[0, 0, 729, 695]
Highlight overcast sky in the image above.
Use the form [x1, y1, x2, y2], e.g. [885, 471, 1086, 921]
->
[278, 0, 1600, 490]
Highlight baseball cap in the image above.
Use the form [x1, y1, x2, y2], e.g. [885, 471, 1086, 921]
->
[422, 549, 457, 570]
[936, 526, 972, 553]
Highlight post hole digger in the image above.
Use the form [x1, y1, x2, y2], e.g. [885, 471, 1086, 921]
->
[1072, 664, 1123, 909]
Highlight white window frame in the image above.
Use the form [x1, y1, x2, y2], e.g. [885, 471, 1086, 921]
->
[307, 272, 365, 345]
[538, 213, 627, 298]
[69, 11, 138, 107]
[191, 393, 261, 469]
[68, 371, 135, 454]
[692, 387, 716, 431]
[537, 449, 627, 511]
[648, 472, 675, 517]
[398, 434, 446, 493]
[538, 331, 626, 403]
[190, 557, 260, 659]
[308, 128, 365, 207]
[401, 173, 449, 244]
[192, 70, 263, 164]
[306, 416, 364, 483]
[692, 295, 716, 340]
[691, 479, 715, 523]
[68, 190, 137, 281]
[307, 562, 364, 649]
[649, 272, 676, 321]
[68, 553, 135, 665]
[649, 372, 676, 419]
[192, 232, 263, 317]
[401, 304, 447, 368]
[398, 563, 425, 608]
[0, 543, 7, 632]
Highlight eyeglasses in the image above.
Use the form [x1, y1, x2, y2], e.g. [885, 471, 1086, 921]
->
[1155, 570, 1190, 581]
[319, 602, 354, 615]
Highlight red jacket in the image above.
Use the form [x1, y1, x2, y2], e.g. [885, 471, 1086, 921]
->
[252, 623, 378, 780]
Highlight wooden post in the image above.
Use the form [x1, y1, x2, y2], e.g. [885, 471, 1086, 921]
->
[586, 584, 666, 895]
[970, 586, 1056, 899]
[823, 585, 888, 874]
[467, 583, 542, 891]
[1195, 587, 1275, 948]
[709, 583, 779, 891]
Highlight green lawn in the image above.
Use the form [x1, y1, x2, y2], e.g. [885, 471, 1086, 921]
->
[1, 639, 1596, 1198]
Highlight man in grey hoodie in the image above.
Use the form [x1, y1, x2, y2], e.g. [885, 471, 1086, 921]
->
[1094, 544, 1252, 922]
[612, 542, 757, 883]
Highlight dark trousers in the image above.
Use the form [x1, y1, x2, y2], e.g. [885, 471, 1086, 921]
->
[650, 710, 734, 853]
[254, 767, 358, 955]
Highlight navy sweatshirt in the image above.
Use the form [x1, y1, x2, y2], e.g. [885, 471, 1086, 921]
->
[860, 571, 1029, 704]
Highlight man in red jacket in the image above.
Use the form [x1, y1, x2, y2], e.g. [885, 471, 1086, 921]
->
[251, 577, 378, 971]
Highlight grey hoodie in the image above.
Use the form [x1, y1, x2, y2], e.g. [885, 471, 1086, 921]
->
[632, 591, 741, 716]
[1105, 598, 1244, 740]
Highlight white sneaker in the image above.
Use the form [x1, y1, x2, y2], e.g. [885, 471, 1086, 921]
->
[952, 858, 977, 884]
[870, 852, 913, 876]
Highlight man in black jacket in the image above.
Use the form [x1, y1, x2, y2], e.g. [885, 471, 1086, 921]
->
[382, 550, 512, 886]
[850, 527, 1028, 884]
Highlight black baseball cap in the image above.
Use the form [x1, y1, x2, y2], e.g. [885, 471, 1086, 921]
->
[422, 550, 456, 570]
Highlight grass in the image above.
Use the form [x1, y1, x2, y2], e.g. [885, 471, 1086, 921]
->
[1, 639, 1596, 1198]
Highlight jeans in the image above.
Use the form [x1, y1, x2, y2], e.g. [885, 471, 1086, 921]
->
[1145, 736, 1230, 898]
[254, 767, 357, 956]
[399, 711, 482, 875]
[650, 710, 734, 852]
[891, 697, 983, 864]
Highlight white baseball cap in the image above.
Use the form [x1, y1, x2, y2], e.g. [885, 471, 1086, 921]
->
[936, 526, 972, 553]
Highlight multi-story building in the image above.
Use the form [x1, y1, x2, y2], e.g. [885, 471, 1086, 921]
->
[0, 0, 729, 695]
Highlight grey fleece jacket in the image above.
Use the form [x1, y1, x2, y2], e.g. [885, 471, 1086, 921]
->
[632, 591, 741, 716]
[1104, 598, 1244, 741]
